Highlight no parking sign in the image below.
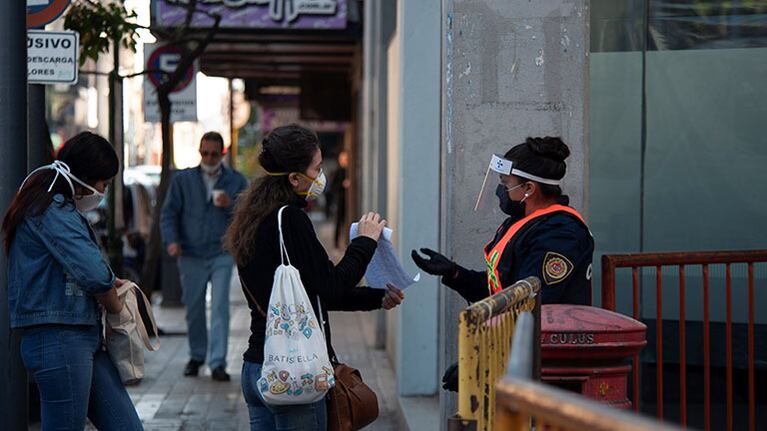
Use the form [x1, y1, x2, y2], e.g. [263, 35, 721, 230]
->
[27, 0, 71, 28]
[143, 43, 198, 123]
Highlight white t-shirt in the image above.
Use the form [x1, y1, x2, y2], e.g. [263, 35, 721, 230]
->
[202, 169, 221, 202]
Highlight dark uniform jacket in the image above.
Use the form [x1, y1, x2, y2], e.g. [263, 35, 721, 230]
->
[443, 197, 594, 305]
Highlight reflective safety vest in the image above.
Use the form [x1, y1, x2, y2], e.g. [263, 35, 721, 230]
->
[483, 204, 587, 295]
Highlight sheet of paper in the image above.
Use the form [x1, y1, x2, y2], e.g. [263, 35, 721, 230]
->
[350, 223, 420, 290]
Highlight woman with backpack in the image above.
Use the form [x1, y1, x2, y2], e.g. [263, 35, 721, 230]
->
[224, 124, 404, 430]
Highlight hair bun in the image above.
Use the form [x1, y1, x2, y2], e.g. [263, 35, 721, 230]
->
[526, 136, 569, 163]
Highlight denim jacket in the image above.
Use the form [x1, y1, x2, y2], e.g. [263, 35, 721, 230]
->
[160, 165, 248, 259]
[8, 194, 115, 328]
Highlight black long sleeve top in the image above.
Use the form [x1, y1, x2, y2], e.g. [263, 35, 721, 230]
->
[240, 198, 385, 364]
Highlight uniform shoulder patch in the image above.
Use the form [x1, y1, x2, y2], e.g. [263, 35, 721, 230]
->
[542, 251, 574, 286]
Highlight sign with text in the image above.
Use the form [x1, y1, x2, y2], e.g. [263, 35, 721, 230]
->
[27, 30, 78, 85]
[143, 43, 198, 123]
[154, 0, 346, 29]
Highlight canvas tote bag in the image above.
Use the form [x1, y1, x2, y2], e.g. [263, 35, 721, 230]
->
[257, 205, 335, 405]
[105, 281, 160, 385]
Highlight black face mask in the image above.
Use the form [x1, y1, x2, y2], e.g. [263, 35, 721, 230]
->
[496, 183, 526, 221]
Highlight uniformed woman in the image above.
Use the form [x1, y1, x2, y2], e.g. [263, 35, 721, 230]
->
[412, 136, 594, 306]
[412, 136, 593, 391]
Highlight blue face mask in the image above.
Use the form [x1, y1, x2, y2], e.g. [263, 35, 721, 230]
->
[495, 183, 526, 220]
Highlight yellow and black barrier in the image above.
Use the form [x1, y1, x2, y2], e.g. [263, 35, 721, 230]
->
[448, 276, 541, 431]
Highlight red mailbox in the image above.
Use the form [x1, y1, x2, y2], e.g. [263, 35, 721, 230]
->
[540, 304, 646, 408]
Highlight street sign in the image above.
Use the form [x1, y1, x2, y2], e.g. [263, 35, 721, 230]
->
[27, 0, 71, 29]
[146, 46, 194, 92]
[27, 30, 78, 85]
[143, 43, 198, 123]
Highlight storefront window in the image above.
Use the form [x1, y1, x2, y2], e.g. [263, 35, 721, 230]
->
[590, 3, 767, 425]
[648, 0, 767, 50]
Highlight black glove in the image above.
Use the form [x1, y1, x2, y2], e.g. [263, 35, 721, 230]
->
[442, 362, 459, 392]
[411, 248, 457, 277]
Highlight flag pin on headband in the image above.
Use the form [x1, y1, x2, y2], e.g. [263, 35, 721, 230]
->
[474, 155, 512, 211]
[490, 154, 512, 175]
[490, 154, 562, 186]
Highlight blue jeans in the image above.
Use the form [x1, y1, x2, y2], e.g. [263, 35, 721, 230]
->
[20, 324, 143, 431]
[177, 254, 234, 370]
[241, 361, 327, 431]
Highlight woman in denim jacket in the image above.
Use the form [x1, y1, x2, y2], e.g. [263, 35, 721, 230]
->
[2, 132, 142, 430]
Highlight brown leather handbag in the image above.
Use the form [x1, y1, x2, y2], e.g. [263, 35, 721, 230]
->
[326, 362, 379, 431]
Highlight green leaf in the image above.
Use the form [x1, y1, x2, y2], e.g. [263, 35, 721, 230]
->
[64, 0, 140, 68]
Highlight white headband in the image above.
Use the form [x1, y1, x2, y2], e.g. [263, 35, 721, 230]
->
[488, 154, 561, 186]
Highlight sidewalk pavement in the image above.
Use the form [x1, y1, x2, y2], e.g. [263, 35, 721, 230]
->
[105, 219, 400, 430]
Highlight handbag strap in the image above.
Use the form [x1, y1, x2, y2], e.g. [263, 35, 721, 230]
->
[315, 296, 340, 364]
[131, 283, 160, 351]
[239, 275, 267, 319]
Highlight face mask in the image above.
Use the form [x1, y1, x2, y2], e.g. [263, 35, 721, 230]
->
[201, 161, 222, 175]
[496, 183, 527, 220]
[75, 187, 106, 212]
[19, 160, 106, 212]
[301, 170, 327, 201]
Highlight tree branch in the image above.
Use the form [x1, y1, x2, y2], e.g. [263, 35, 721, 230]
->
[157, 12, 222, 95]
[169, 0, 222, 24]
[79, 70, 111, 76]
[183, 0, 197, 31]
[122, 69, 172, 79]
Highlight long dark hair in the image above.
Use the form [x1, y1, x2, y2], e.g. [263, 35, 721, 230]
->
[2, 131, 118, 254]
[504, 137, 570, 197]
[224, 124, 319, 266]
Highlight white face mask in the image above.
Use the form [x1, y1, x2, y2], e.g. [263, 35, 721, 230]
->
[201, 161, 222, 175]
[19, 160, 106, 212]
[302, 170, 327, 201]
[74, 186, 106, 212]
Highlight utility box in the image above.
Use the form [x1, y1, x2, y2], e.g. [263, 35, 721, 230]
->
[540, 304, 646, 408]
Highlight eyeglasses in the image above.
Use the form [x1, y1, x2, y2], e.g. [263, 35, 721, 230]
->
[200, 150, 221, 157]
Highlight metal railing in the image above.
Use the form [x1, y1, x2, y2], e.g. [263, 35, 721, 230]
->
[448, 276, 541, 431]
[601, 250, 767, 431]
[496, 312, 684, 431]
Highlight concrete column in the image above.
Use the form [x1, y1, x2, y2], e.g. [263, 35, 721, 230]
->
[363, 0, 398, 350]
[0, 0, 29, 428]
[440, 0, 590, 424]
[361, 0, 377, 212]
[388, 0, 443, 396]
[361, 0, 395, 216]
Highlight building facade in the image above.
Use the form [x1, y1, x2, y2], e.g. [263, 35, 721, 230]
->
[359, 0, 766, 428]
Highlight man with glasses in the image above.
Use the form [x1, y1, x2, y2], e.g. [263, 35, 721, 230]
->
[160, 131, 248, 381]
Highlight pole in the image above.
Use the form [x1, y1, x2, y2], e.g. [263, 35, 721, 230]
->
[0, 0, 30, 428]
[107, 40, 124, 277]
[228, 78, 236, 169]
[28, 84, 52, 169]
